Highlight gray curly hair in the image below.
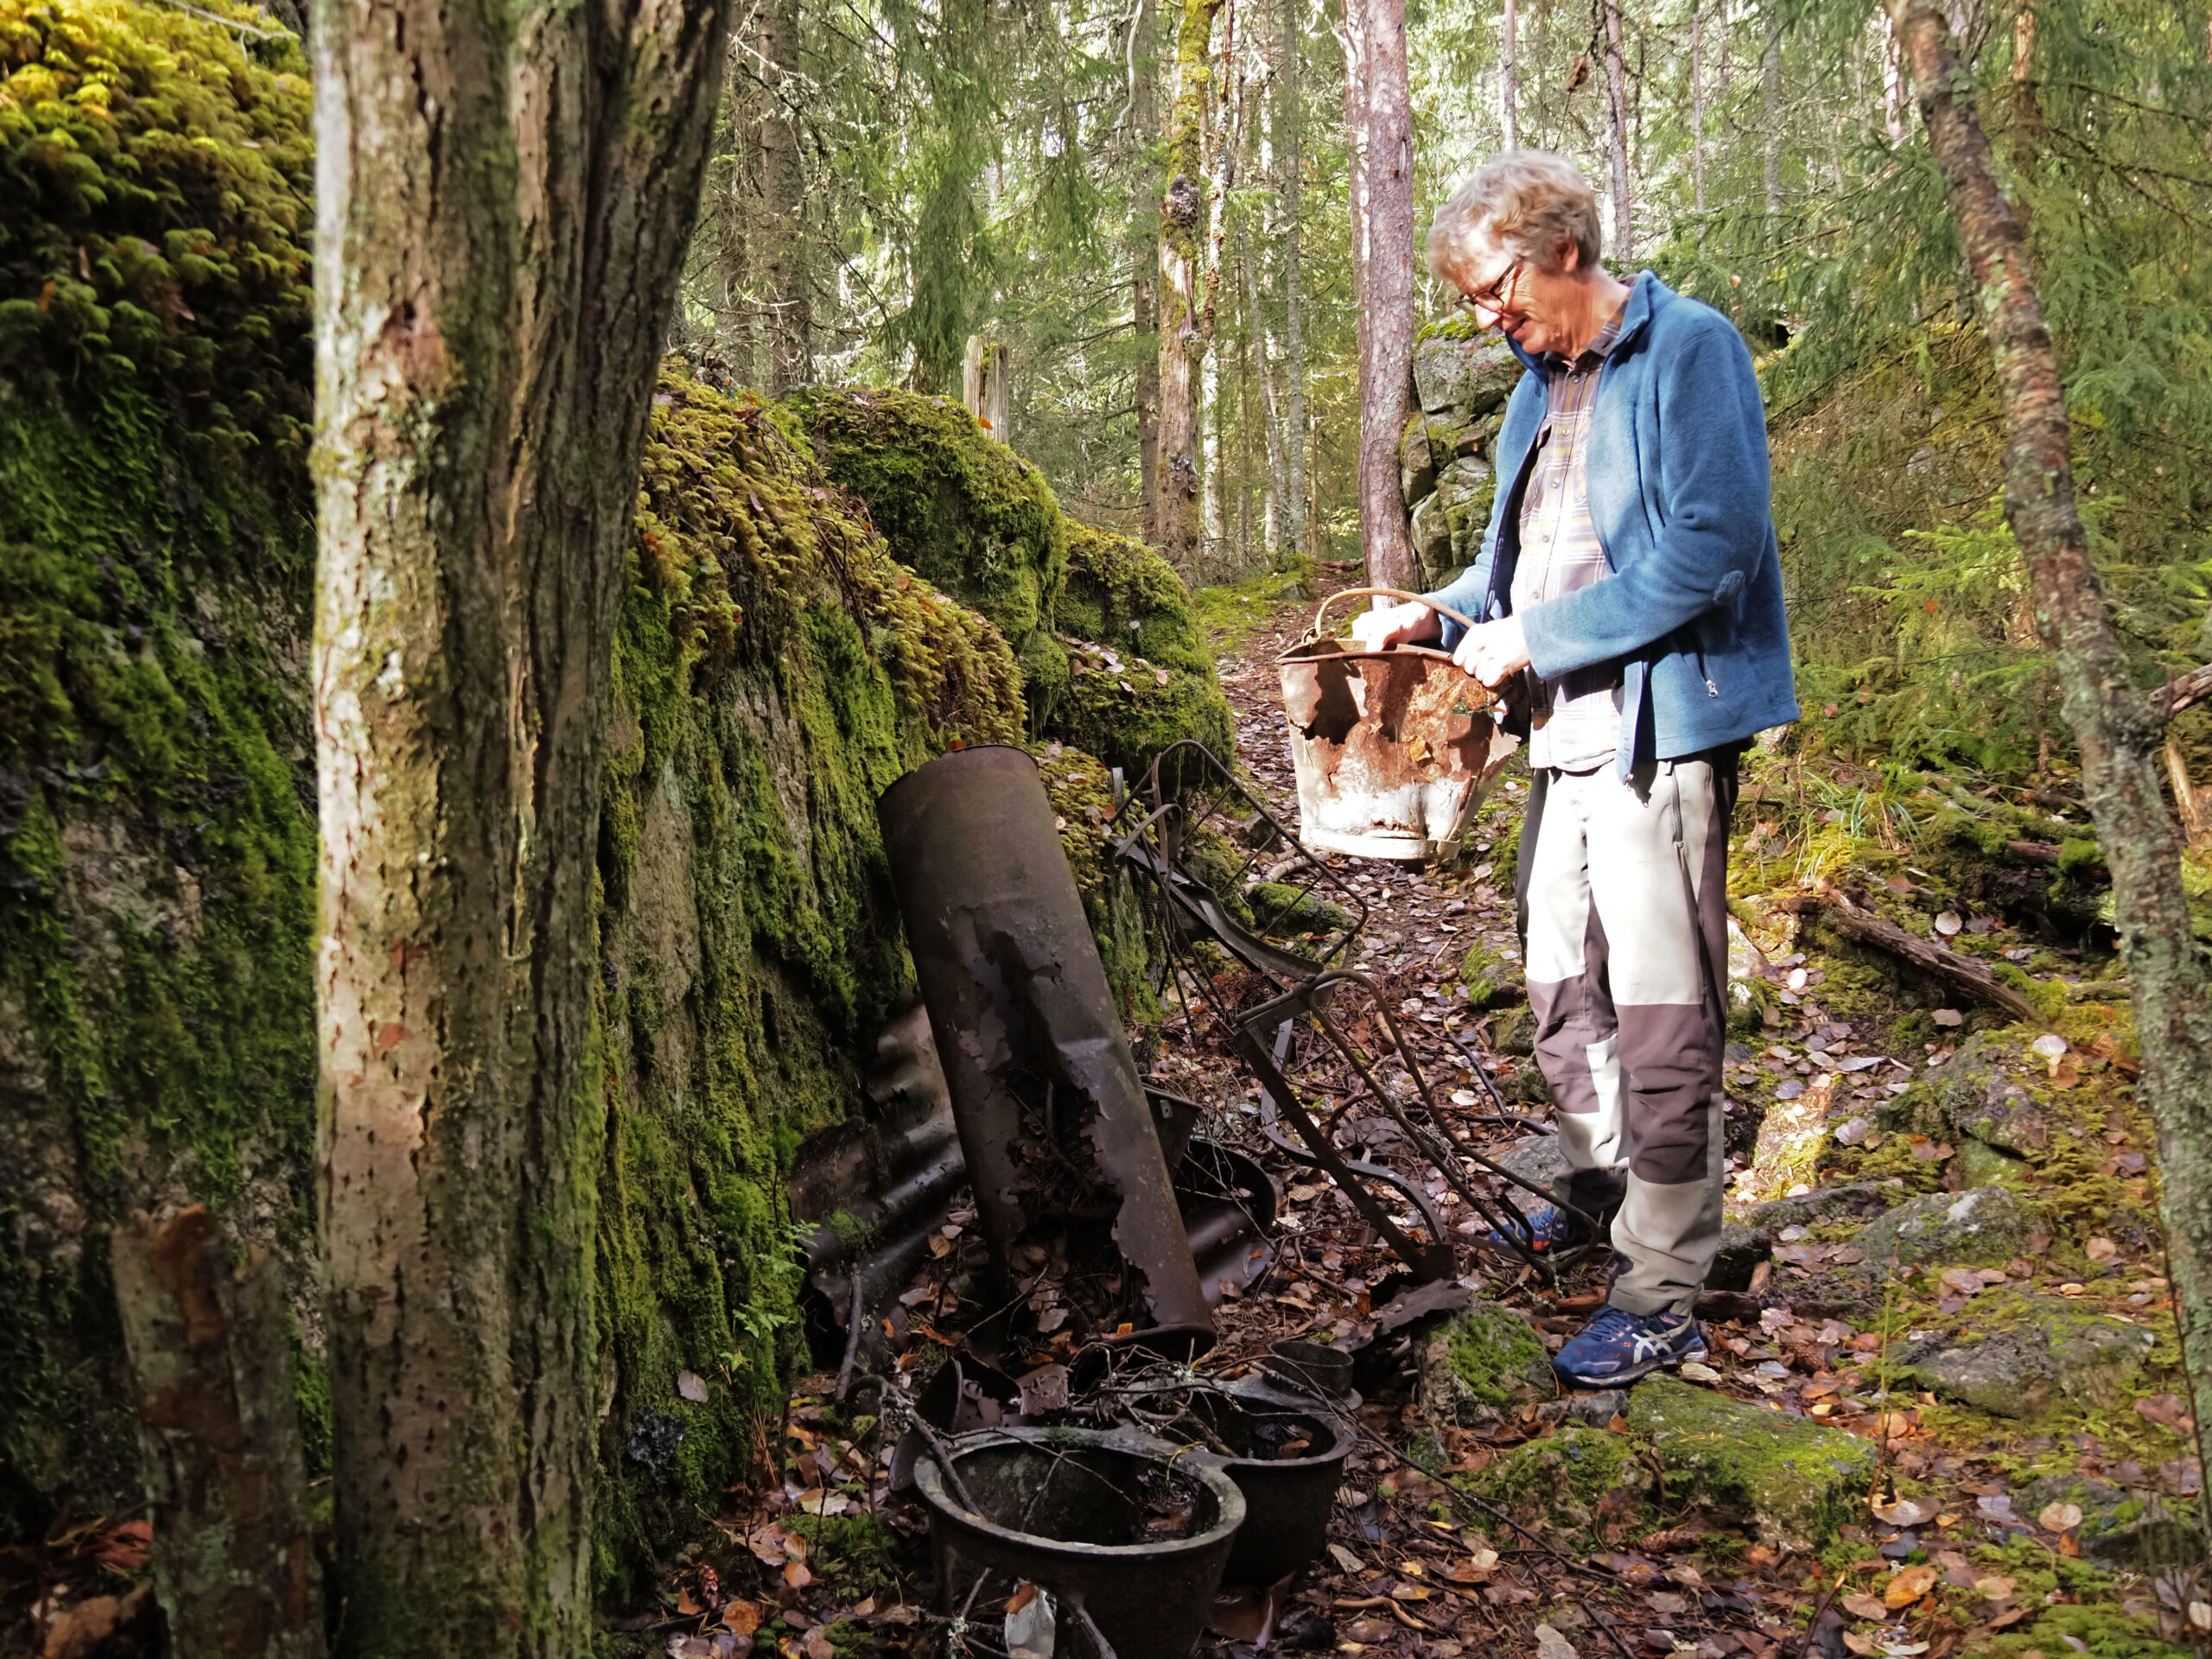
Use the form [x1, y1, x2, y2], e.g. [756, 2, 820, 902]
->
[1427, 149, 1604, 280]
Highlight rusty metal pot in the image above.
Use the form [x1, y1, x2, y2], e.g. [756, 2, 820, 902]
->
[1277, 587, 1518, 861]
[916, 1427, 1245, 1658]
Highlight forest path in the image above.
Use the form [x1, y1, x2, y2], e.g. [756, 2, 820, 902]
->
[1176, 574, 2202, 1659]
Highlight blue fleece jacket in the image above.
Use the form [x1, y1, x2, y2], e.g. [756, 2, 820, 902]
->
[1426, 270, 1798, 778]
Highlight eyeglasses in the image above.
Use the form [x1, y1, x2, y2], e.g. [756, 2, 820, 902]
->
[1459, 257, 1524, 316]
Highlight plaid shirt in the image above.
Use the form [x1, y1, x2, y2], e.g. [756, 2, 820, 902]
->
[1512, 308, 1625, 772]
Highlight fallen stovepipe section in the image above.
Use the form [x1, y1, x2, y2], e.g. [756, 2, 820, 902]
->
[878, 745, 1214, 1358]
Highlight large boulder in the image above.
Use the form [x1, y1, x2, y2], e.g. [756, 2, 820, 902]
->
[1418, 1302, 1558, 1428]
[1891, 1294, 2158, 1417]
[1851, 1185, 2041, 1268]
[1413, 329, 1522, 416]
[1626, 1376, 1878, 1551]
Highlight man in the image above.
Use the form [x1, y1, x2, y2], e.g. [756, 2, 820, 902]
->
[1353, 150, 1796, 1387]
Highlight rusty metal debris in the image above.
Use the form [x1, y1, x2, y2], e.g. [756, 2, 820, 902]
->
[1109, 739, 1593, 1287]
[792, 1001, 966, 1377]
[879, 746, 1214, 1356]
[1277, 587, 1519, 861]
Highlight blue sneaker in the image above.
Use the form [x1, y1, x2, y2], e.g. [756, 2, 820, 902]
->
[1553, 1306, 1706, 1387]
[1484, 1204, 1593, 1255]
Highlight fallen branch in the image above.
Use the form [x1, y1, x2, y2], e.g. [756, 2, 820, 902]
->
[1775, 888, 2038, 1023]
[2158, 662, 2212, 722]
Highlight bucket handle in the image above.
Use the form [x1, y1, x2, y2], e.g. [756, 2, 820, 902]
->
[1305, 585, 1480, 645]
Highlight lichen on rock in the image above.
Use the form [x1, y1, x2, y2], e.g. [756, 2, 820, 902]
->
[1460, 1425, 1647, 1547]
[1850, 1185, 2043, 1268]
[1890, 1292, 2158, 1418]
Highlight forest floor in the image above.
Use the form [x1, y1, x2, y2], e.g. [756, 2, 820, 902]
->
[28, 579, 2193, 1659]
[617, 572, 2209, 1659]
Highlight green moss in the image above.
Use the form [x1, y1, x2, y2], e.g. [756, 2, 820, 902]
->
[0, 0, 315, 457]
[783, 386, 1066, 662]
[1626, 1376, 1879, 1549]
[1459, 1427, 1647, 1545]
[783, 1512, 906, 1603]
[1249, 882, 1352, 937]
[0, 0, 320, 1539]
[1445, 1306, 1552, 1410]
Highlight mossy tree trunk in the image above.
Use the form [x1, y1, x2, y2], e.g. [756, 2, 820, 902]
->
[309, 0, 734, 1647]
[1156, 0, 1222, 570]
[1893, 0, 2212, 1516]
[1348, 0, 1414, 588]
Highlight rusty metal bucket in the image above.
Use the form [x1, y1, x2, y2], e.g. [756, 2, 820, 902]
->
[1277, 587, 1518, 861]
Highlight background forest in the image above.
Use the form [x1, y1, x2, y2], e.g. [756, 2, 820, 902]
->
[692, 0, 2212, 781]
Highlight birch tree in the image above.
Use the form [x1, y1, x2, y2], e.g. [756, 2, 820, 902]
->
[1891, 0, 2212, 1507]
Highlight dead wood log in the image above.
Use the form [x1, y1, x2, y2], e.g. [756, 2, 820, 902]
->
[2158, 662, 2212, 722]
[110, 1207, 324, 1659]
[1776, 890, 2039, 1023]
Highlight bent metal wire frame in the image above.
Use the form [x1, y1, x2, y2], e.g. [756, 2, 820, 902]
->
[1109, 740, 1593, 1286]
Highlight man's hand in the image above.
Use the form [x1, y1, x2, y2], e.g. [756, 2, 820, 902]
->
[1452, 616, 1532, 689]
[1347, 600, 1441, 652]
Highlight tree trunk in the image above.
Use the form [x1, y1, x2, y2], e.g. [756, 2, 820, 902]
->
[1892, 0, 2212, 1515]
[1158, 0, 1224, 569]
[1689, 1, 1705, 219]
[762, 0, 810, 389]
[1603, 0, 1632, 262]
[1762, 16, 1783, 221]
[1714, 0, 1730, 117]
[1351, 0, 1415, 588]
[1499, 0, 1518, 148]
[1133, 0, 1161, 540]
[111, 1208, 322, 1659]
[1279, 0, 1309, 563]
[1241, 220, 1286, 561]
[309, 0, 733, 1643]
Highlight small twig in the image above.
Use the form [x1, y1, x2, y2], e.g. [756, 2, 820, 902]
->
[910, 1413, 986, 1517]
[836, 1275, 867, 1403]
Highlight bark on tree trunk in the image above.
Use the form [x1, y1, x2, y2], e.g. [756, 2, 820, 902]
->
[763, 0, 810, 389]
[1241, 220, 1286, 560]
[1279, 0, 1308, 563]
[111, 1208, 322, 1659]
[1689, 1, 1705, 219]
[1762, 16, 1783, 221]
[1352, 0, 1415, 589]
[310, 0, 733, 1643]
[1134, 0, 1161, 540]
[1603, 0, 1632, 263]
[1158, 0, 1224, 569]
[1893, 0, 2212, 1516]
[1499, 0, 1518, 149]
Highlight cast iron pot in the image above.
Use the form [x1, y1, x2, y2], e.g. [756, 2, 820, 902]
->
[915, 1427, 1245, 1658]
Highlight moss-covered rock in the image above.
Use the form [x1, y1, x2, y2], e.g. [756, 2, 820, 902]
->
[1460, 1426, 1648, 1546]
[1890, 1293, 2158, 1418]
[0, 0, 319, 1540]
[1419, 1302, 1557, 1428]
[1849, 1185, 2043, 1268]
[1626, 1376, 1878, 1550]
[782, 386, 1066, 658]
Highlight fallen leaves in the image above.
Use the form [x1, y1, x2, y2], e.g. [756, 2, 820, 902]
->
[1885, 1564, 1938, 1609]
